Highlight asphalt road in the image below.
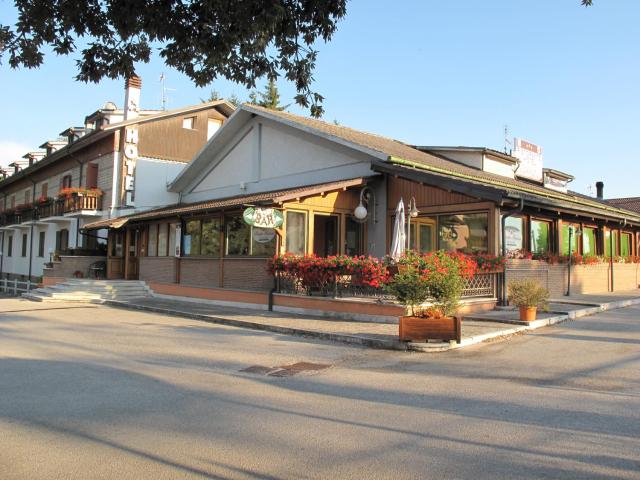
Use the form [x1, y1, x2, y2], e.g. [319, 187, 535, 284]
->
[1, 298, 639, 480]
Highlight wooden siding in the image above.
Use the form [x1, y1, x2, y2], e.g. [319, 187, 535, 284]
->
[137, 109, 227, 162]
[387, 176, 479, 210]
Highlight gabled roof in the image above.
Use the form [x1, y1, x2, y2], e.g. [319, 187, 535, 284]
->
[413, 146, 518, 164]
[0, 100, 235, 190]
[83, 178, 367, 229]
[171, 104, 640, 224]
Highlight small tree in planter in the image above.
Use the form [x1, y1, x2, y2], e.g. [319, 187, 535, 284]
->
[387, 251, 475, 343]
[508, 279, 549, 322]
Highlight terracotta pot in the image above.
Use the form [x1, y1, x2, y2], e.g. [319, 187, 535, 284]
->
[519, 306, 537, 322]
[399, 315, 461, 343]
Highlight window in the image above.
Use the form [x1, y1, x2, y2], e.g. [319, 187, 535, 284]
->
[621, 233, 632, 257]
[201, 219, 221, 256]
[285, 211, 307, 254]
[207, 119, 222, 139]
[169, 224, 177, 257]
[38, 231, 46, 257]
[530, 220, 551, 254]
[409, 218, 436, 254]
[24, 189, 31, 205]
[184, 220, 201, 255]
[182, 116, 195, 129]
[504, 216, 524, 252]
[313, 214, 339, 257]
[110, 231, 124, 257]
[157, 224, 168, 257]
[56, 229, 69, 252]
[86, 163, 99, 189]
[225, 214, 276, 256]
[147, 224, 158, 256]
[345, 217, 364, 256]
[582, 227, 597, 256]
[604, 230, 619, 257]
[61, 175, 72, 189]
[41, 182, 48, 199]
[438, 213, 489, 254]
[10, 196, 15, 208]
[7, 235, 12, 257]
[21, 233, 28, 257]
[561, 224, 580, 255]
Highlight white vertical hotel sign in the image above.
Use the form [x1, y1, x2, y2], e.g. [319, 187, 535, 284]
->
[123, 126, 138, 207]
[512, 137, 543, 182]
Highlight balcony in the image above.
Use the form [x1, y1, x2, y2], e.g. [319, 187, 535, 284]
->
[0, 190, 104, 227]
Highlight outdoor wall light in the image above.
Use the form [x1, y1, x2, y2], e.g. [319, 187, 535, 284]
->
[408, 197, 419, 218]
[353, 186, 376, 223]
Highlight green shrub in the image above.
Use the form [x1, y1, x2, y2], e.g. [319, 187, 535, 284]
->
[508, 279, 549, 309]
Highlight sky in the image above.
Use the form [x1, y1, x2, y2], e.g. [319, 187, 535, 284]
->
[1, 0, 638, 198]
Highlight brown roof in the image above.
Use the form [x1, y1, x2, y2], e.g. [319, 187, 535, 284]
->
[243, 105, 640, 221]
[606, 197, 640, 215]
[83, 178, 366, 230]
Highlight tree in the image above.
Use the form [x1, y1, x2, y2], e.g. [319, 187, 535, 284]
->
[248, 78, 289, 111]
[201, 90, 242, 107]
[0, 0, 347, 117]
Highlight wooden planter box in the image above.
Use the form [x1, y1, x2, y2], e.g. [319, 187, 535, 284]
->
[399, 315, 461, 343]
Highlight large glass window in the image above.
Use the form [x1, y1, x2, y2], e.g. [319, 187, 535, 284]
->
[561, 224, 579, 255]
[438, 213, 488, 254]
[345, 217, 364, 256]
[148, 224, 158, 256]
[7, 235, 12, 257]
[201, 219, 221, 256]
[582, 227, 597, 256]
[38, 231, 45, 257]
[184, 220, 201, 256]
[157, 224, 168, 256]
[285, 211, 307, 254]
[504, 216, 524, 252]
[226, 214, 276, 256]
[604, 230, 619, 257]
[530, 220, 550, 255]
[621, 233, 632, 257]
[169, 224, 177, 257]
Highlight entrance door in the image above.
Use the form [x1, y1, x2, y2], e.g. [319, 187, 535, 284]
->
[313, 214, 339, 257]
[107, 230, 125, 279]
[125, 228, 141, 280]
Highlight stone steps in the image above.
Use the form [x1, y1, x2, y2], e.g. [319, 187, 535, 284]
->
[23, 279, 154, 303]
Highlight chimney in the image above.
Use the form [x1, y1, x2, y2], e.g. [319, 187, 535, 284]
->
[124, 76, 142, 121]
[596, 181, 604, 200]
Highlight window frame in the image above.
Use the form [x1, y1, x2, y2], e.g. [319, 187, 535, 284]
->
[285, 210, 308, 255]
[38, 231, 46, 257]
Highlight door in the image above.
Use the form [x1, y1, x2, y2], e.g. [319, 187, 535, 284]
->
[107, 230, 125, 279]
[313, 214, 339, 257]
[125, 228, 141, 280]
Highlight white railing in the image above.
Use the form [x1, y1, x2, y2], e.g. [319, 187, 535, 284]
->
[0, 278, 37, 296]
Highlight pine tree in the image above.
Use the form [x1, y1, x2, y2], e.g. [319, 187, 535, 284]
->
[249, 79, 289, 111]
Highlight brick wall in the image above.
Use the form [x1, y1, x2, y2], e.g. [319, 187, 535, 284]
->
[139, 256, 176, 284]
[506, 259, 640, 297]
[43, 255, 106, 279]
[179, 257, 221, 287]
[223, 258, 273, 291]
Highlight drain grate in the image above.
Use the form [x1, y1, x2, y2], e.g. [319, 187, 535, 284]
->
[240, 362, 331, 377]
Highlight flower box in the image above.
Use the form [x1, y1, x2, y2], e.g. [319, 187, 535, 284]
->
[399, 315, 461, 343]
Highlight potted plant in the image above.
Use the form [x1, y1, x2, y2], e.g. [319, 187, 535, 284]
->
[385, 251, 474, 343]
[508, 279, 549, 322]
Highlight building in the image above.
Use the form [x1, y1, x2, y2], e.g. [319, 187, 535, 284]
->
[79, 105, 639, 311]
[0, 78, 234, 281]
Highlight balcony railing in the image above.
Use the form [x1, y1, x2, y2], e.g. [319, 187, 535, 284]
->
[0, 192, 103, 226]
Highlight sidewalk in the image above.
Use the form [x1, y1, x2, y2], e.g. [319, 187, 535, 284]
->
[104, 289, 640, 353]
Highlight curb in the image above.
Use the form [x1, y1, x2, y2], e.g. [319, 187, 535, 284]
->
[101, 294, 640, 354]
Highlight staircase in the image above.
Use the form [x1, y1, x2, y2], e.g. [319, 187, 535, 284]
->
[24, 279, 154, 303]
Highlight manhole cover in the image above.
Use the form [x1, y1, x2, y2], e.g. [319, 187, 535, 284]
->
[280, 362, 331, 372]
[240, 365, 274, 375]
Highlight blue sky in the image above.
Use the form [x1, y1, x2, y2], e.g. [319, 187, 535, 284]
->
[1, 0, 638, 198]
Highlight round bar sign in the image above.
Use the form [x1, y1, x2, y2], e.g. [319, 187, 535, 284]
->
[243, 207, 284, 229]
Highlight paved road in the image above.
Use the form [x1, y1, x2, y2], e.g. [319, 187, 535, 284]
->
[1, 298, 639, 479]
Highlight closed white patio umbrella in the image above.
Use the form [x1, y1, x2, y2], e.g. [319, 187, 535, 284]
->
[390, 198, 406, 261]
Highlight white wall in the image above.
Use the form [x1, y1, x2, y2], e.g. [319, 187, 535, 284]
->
[184, 117, 375, 203]
[131, 158, 182, 212]
[483, 155, 516, 178]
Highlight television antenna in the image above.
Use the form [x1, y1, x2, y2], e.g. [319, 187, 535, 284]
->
[503, 125, 512, 154]
[159, 73, 176, 111]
